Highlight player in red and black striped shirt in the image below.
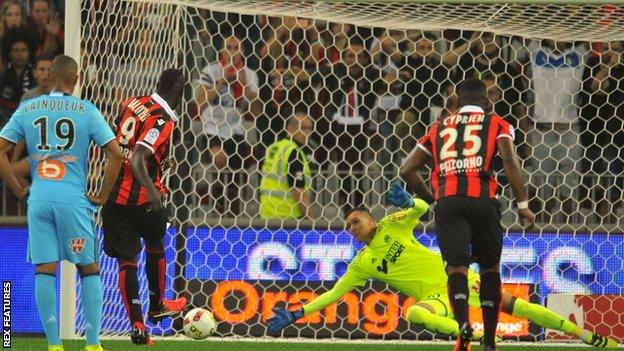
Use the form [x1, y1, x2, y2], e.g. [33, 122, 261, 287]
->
[101, 69, 187, 345]
[400, 79, 535, 351]
[108, 94, 173, 205]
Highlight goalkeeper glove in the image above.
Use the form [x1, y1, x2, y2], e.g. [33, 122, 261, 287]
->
[267, 307, 304, 333]
[387, 182, 414, 208]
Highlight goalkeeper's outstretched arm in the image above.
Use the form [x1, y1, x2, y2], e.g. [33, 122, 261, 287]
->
[266, 269, 363, 333]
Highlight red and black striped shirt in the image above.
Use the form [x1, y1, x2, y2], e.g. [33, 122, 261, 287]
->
[417, 105, 514, 200]
[109, 93, 178, 206]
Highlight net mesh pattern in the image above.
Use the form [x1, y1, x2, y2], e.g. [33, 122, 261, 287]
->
[75, 0, 624, 343]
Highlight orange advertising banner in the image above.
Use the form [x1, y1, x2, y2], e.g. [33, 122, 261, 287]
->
[469, 283, 531, 336]
[185, 279, 536, 339]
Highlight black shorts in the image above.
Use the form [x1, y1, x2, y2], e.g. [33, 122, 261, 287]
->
[434, 196, 503, 269]
[101, 202, 169, 260]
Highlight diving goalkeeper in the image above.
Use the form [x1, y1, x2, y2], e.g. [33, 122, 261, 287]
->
[266, 184, 619, 348]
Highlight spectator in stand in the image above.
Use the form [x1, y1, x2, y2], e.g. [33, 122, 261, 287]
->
[28, 0, 64, 57]
[0, 28, 35, 127]
[397, 31, 453, 159]
[109, 25, 165, 105]
[8, 54, 52, 167]
[262, 17, 322, 74]
[0, 0, 30, 69]
[258, 17, 319, 151]
[322, 22, 354, 64]
[482, 71, 530, 163]
[319, 38, 381, 215]
[371, 68, 412, 170]
[259, 112, 316, 220]
[0, 0, 27, 40]
[525, 39, 589, 221]
[448, 32, 530, 158]
[580, 40, 624, 222]
[195, 35, 261, 215]
[370, 29, 405, 73]
[20, 54, 52, 102]
[191, 26, 217, 81]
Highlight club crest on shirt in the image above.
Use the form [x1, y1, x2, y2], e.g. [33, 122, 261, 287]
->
[144, 128, 160, 144]
[71, 237, 85, 253]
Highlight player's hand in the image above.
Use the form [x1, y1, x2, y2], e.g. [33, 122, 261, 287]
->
[12, 186, 29, 200]
[86, 193, 106, 206]
[387, 182, 414, 208]
[518, 208, 536, 231]
[267, 307, 304, 333]
[146, 189, 165, 212]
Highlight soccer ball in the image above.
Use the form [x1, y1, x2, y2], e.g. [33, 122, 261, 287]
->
[183, 308, 217, 340]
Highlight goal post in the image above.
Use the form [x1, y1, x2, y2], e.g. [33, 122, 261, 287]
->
[64, 0, 624, 343]
[59, 0, 82, 340]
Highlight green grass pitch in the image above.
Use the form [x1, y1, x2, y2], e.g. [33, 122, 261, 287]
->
[10, 336, 597, 351]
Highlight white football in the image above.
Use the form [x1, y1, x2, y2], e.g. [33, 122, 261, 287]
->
[183, 308, 217, 340]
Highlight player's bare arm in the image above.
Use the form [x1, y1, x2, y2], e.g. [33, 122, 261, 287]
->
[497, 137, 536, 230]
[0, 137, 28, 199]
[292, 187, 316, 220]
[131, 144, 165, 211]
[87, 140, 123, 205]
[399, 147, 434, 204]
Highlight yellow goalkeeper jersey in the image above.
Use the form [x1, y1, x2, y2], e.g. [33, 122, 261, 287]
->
[304, 199, 478, 315]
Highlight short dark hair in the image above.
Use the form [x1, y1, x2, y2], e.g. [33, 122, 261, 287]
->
[457, 78, 487, 108]
[34, 54, 53, 67]
[157, 68, 184, 94]
[345, 206, 373, 219]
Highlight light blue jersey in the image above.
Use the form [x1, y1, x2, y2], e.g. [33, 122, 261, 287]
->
[0, 92, 115, 209]
[0, 92, 115, 264]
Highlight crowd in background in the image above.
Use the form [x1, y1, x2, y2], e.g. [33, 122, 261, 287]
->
[1, 2, 623, 225]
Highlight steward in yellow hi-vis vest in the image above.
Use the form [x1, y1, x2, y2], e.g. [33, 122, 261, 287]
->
[259, 113, 316, 220]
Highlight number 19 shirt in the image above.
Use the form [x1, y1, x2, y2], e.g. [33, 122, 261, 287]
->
[0, 92, 114, 208]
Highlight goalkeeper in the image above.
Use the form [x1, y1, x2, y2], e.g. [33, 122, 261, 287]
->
[267, 184, 619, 348]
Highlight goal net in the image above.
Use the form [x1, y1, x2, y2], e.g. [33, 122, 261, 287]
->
[75, 0, 624, 343]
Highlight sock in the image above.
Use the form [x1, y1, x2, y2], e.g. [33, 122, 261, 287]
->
[35, 273, 61, 346]
[407, 305, 460, 336]
[118, 262, 143, 325]
[480, 272, 502, 347]
[146, 247, 166, 312]
[511, 297, 582, 337]
[80, 274, 103, 346]
[447, 272, 470, 330]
